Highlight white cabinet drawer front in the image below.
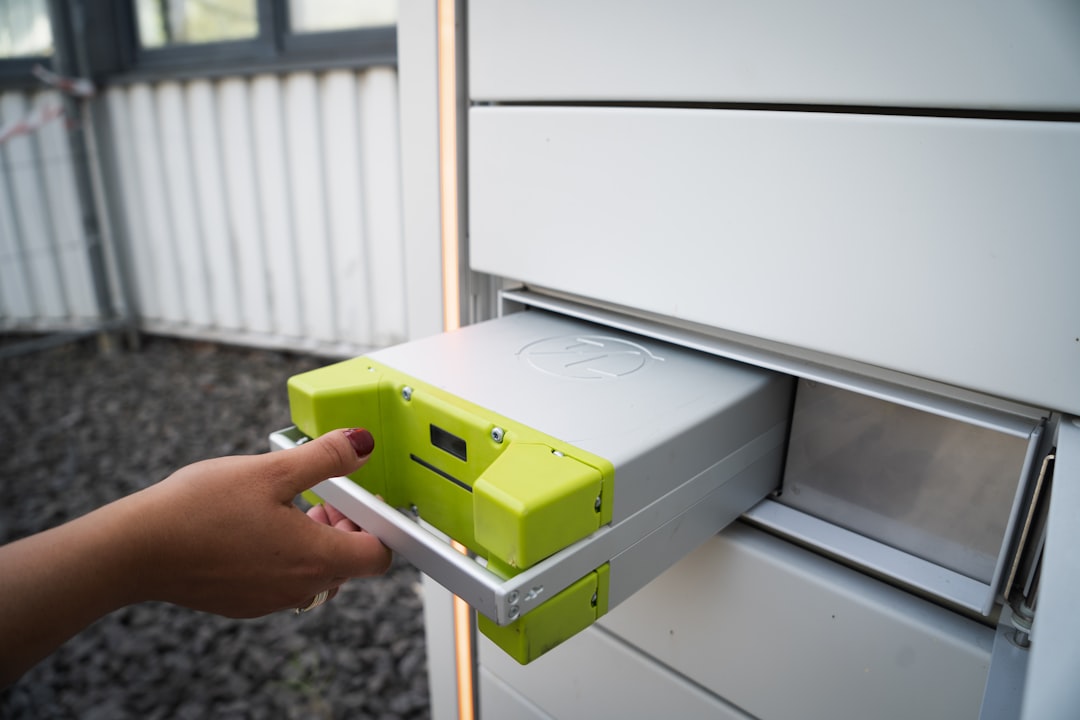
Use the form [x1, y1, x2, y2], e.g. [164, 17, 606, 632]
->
[597, 525, 993, 720]
[469, 107, 1080, 413]
[479, 628, 751, 720]
[473, 525, 993, 720]
[469, 0, 1080, 111]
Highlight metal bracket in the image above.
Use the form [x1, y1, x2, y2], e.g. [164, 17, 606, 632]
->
[272, 422, 786, 626]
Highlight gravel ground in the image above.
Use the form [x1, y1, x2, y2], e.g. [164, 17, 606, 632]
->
[0, 335, 430, 720]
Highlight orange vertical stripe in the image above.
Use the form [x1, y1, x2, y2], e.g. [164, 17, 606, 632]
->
[438, 0, 461, 334]
[439, 1, 474, 717]
[451, 541, 475, 720]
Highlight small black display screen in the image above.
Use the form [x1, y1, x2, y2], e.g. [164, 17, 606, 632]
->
[430, 424, 467, 462]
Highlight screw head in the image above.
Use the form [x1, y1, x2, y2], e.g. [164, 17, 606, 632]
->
[491, 427, 505, 443]
[402, 386, 413, 401]
[508, 604, 520, 620]
[594, 495, 602, 512]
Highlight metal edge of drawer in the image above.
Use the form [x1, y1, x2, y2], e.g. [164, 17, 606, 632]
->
[270, 421, 786, 627]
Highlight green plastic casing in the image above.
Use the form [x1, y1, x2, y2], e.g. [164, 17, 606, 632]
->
[287, 357, 615, 662]
[479, 563, 610, 664]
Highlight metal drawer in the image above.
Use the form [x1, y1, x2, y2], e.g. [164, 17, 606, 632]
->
[272, 309, 792, 663]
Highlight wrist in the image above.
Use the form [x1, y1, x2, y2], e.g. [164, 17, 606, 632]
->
[80, 491, 161, 610]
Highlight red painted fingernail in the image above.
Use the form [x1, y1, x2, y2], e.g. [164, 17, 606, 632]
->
[343, 428, 375, 458]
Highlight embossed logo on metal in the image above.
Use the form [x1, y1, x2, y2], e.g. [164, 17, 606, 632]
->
[519, 335, 663, 380]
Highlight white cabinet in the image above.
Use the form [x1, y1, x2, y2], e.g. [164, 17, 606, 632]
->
[392, 2, 1079, 718]
[470, 0, 1080, 110]
[469, 106, 1080, 414]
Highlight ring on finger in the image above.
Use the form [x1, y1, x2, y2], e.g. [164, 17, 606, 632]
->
[295, 589, 330, 615]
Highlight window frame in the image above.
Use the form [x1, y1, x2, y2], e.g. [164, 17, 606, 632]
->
[111, 0, 397, 83]
[0, 0, 56, 90]
[0, 56, 52, 90]
[0, 0, 397, 92]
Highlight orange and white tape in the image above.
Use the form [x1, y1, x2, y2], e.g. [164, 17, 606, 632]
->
[0, 103, 65, 145]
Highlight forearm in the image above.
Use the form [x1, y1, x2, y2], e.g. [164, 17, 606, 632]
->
[0, 496, 144, 687]
[0, 428, 388, 686]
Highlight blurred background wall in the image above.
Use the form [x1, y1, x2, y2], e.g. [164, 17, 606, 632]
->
[1, 0, 442, 357]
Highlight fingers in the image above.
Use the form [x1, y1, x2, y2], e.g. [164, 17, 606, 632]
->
[323, 503, 360, 531]
[272, 428, 375, 500]
[306, 503, 361, 532]
[321, 527, 393, 579]
[306, 502, 391, 578]
[307, 503, 330, 524]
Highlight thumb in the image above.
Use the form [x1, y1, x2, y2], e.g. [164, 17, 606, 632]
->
[271, 428, 375, 500]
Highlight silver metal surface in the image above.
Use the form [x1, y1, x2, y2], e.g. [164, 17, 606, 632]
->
[272, 420, 786, 626]
[743, 499, 991, 613]
[1021, 416, 1080, 719]
[1003, 452, 1055, 601]
[500, 289, 1047, 614]
[268, 425, 310, 451]
[608, 444, 783, 608]
[500, 289, 1045, 435]
[781, 379, 1040, 595]
[366, 309, 792, 526]
[978, 607, 1031, 720]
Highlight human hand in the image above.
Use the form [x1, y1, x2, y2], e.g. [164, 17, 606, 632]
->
[304, 501, 376, 606]
[123, 427, 392, 617]
[0, 428, 392, 686]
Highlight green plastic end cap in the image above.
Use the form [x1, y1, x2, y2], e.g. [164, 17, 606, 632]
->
[473, 443, 602, 570]
[479, 564, 609, 664]
[287, 357, 388, 495]
[287, 357, 382, 438]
